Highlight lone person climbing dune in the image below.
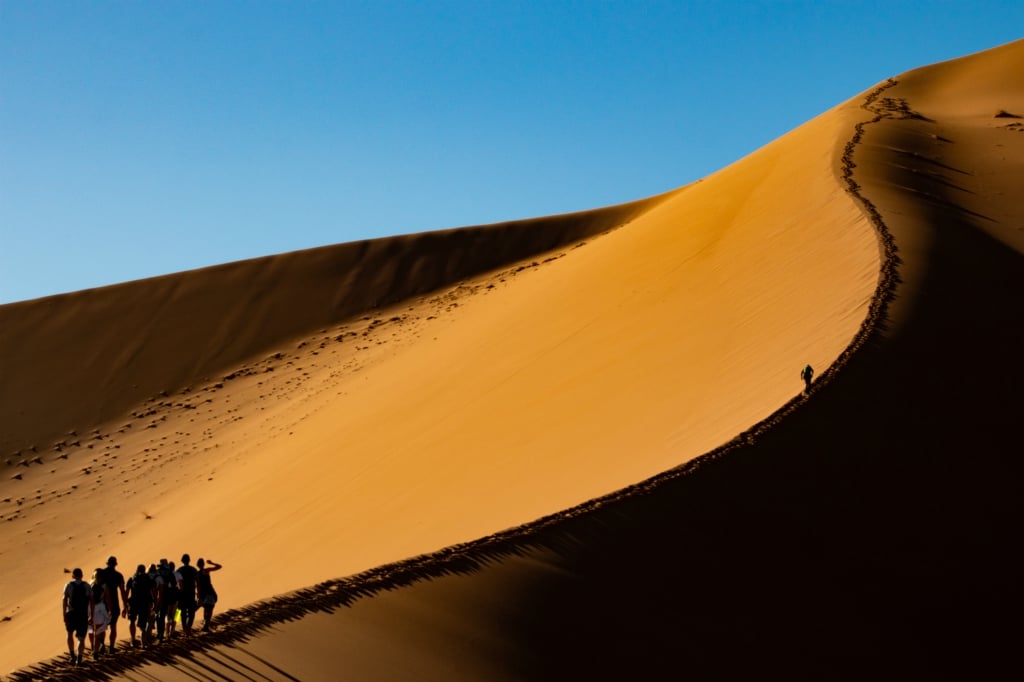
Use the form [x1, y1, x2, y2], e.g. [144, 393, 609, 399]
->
[801, 364, 814, 393]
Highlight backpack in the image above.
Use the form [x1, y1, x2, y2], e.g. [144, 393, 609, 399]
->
[130, 573, 153, 603]
[68, 580, 88, 614]
[159, 567, 179, 600]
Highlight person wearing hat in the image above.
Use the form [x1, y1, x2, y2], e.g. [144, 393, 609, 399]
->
[99, 556, 128, 653]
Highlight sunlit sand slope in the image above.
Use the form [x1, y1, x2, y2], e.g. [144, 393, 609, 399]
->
[0, 39, 932, 681]
[0, 95, 878, 672]
[88, 38, 1024, 682]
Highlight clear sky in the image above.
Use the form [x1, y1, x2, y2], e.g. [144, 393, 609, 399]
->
[2, 1, 1022, 304]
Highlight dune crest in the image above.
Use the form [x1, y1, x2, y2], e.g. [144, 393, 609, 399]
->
[0, 197, 666, 458]
[1, 91, 877, 671]
[8, 37, 1023, 680]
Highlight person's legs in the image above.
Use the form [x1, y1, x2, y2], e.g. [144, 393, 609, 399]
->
[202, 602, 214, 631]
[66, 623, 75, 659]
[166, 600, 178, 637]
[180, 599, 195, 635]
[108, 607, 119, 651]
[139, 607, 152, 646]
[155, 602, 165, 641]
[76, 631, 86, 664]
[128, 609, 138, 646]
[92, 604, 108, 656]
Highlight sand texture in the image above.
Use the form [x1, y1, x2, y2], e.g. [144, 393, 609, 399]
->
[3, 38, 1023, 681]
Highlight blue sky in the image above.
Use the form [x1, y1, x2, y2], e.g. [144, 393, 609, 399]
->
[2, 1, 1022, 303]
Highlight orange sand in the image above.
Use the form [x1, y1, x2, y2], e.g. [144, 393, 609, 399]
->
[2, 38, 1023, 681]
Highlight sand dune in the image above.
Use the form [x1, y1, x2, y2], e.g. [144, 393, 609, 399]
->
[3, 38, 1023, 680]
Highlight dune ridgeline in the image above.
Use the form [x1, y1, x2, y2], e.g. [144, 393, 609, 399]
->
[2, 38, 1023, 681]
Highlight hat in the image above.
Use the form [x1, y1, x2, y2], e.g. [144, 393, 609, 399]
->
[107, 556, 117, 566]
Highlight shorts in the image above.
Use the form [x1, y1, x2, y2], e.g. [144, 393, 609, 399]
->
[128, 602, 153, 625]
[65, 612, 88, 639]
[201, 594, 218, 607]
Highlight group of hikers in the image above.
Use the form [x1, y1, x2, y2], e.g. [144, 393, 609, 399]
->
[61, 554, 221, 666]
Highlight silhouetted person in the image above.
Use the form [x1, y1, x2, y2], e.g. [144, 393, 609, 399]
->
[99, 555, 127, 653]
[126, 564, 156, 648]
[62, 567, 92, 666]
[89, 567, 112, 658]
[801, 364, 814, 392]
[177, 554, 199, 636]
[196, 558, 222, 632]
[144, 563, 160, 643]
[154, 559, 179, 641]
[152, 560, 166, 641]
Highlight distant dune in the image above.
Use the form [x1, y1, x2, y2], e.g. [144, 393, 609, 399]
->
[3, 38, 1022, 681]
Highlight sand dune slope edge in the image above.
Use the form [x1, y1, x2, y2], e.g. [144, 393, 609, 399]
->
[4, 76, 895, 682]
[23, 39, 1023, 681]
[13, 37, 1022, 681]
[0, 45, 880, 673]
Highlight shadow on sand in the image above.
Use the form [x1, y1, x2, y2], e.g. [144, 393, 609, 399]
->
[10, 80, 1024, 682]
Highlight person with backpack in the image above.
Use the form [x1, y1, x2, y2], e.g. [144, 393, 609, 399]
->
[153, 559, 176, 642]
[126, 564, 156, 648]
[801, 363, 814, 393]
[176, 553, 199, 636]
[196, 558, 222, 632]
[62, 568, 92, 666]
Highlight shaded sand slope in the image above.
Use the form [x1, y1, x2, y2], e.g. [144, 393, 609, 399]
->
[59, 38, 1024, 682]
[0, 198, 660, 457]
[0, 72, 883, 676]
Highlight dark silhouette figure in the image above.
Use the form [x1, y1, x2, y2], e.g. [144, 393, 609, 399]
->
[196, 558, 223, 632]
[89, 567, 113, 658]
[155, 559, 179, 641]
[62, 567, 92, 666]
[176, 554, 199, 636]
[126, 564, 155, 648]
[98, 555, 127, 653]
[800, 363, 814, 392]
